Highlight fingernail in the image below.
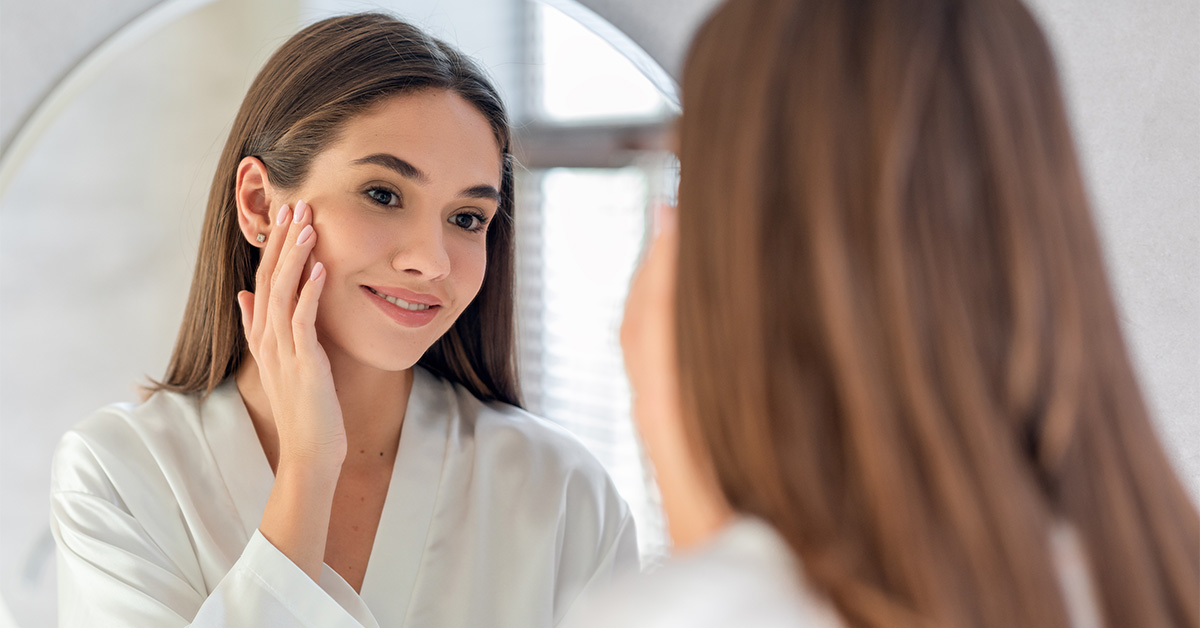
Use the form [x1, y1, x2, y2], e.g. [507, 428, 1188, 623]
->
[296, 224, 314, 245]
[309, 262, 324, 281]
[276, 204, 290, 226]
[293, 200, 307, 224]
[659, 204, 678, 235]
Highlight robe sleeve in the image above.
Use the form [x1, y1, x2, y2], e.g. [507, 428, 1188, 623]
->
[553, 513, 640, 627]
[50, 434, 378, 628]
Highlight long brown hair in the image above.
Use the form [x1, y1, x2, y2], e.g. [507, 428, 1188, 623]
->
[675, 0, 1198, 626]
[153, 13, 521, 406]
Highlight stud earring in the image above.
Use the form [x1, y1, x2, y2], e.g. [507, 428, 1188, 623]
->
[256, 233, 266, 243]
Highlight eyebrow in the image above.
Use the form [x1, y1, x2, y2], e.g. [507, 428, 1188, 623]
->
[352, 153, 429, 183]
[352, 153, 500, 203]
[459, 184, 501, 202]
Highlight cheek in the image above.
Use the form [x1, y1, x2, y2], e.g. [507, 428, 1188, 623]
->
[448, 238, 488, 299]
[310, 209, 384, 270]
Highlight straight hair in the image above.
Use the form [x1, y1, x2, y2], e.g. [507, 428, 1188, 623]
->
[675, 0, 1198, 626]
[152, 13, 521, 406]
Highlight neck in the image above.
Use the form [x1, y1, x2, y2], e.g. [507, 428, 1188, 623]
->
[235, 351, 413, 473]
[659, 442, 735, 552]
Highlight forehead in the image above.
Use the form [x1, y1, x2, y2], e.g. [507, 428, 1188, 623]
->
[320, 89, 502, 187]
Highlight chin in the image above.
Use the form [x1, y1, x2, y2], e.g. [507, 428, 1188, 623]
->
[355, 334, 438, 372]
[318, 323, 441, 374]
[360, 350, 424, 372]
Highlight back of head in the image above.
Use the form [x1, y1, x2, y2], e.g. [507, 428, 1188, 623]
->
[674, 0, 1199, 626]
[156, 13, 520, 405]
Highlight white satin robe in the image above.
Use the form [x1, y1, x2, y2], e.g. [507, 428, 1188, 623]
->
[564, 517, 1101, 628]
[50, 366, 639, 627]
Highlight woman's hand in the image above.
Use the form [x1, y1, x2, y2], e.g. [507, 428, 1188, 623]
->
[621, 203, 682, 427]
[621, 204, 732, 549]
[236, 200, 347, 469]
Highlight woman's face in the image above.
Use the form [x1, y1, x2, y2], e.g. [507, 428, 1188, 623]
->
[286, 90, 502, 372]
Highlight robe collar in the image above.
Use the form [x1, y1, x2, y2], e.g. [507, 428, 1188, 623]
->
[201, 366, 454, 626]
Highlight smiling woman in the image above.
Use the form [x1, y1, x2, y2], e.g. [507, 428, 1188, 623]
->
[46, 12, 638, 627]
[155, 17, 520, 407]
[229, 91, 503, 380]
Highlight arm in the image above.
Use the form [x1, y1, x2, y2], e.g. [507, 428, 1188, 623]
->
[553, 513, 640, 627]
[235, 197, 347, 582]
[258, 461, 341, 583]
[50, 437, 373, 627]
[51, 198, 356, 625]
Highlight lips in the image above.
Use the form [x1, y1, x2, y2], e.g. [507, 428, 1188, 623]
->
[366, 286, 436, 311]
[362, 285, 441, 328]
[363, 285, 443, 306]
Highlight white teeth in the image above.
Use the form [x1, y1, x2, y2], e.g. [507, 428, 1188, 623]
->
[369, 287, 432, 311]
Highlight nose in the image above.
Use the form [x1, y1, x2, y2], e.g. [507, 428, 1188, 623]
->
[391, 214, 451, 280]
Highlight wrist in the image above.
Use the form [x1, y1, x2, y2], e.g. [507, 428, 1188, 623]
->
[276, 450, 345, 483]
[261, 458, 340, 583]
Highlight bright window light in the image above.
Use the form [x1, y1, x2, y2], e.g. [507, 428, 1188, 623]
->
[538, 4, 670, 122]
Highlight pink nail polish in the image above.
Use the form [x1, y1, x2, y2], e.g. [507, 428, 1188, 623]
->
[296, 224, 314, 245]
[277, 204, 290, 226]
[310, 262, 324, 281]
[293, 200, 307, 224]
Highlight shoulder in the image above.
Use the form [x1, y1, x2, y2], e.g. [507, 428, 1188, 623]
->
[430, 369, 634, 545]
[50, 385, 212, 499]
[566, 518, 844, 628]
[464, 391, 604, 474]
[438, 372, 619, 498]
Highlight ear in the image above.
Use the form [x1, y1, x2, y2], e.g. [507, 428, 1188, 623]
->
[235, 156, 281, 248]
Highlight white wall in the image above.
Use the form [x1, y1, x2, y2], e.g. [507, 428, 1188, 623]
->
[1025, 0, 1200, 498]
[0, 2, 303, 624]
[0, 0, 161, 148]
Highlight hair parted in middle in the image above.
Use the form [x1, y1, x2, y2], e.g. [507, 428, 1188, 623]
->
[154, 13, 521, 407]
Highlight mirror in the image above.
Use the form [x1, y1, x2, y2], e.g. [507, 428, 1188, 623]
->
[0, 0, 674, 624]
[6, 0, 1192, 625]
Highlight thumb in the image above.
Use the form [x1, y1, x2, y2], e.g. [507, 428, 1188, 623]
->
[236, 290, 254, 333]
[653, 203, 678, 237]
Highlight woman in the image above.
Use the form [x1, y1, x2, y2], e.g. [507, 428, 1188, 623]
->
[50, 13, 637, 627]
[601, 0, 1199, 626]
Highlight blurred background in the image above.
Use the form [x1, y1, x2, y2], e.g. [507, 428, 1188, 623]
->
[0, 0, 1196, 626]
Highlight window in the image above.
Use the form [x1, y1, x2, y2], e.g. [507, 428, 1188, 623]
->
[514, 2, 676, 564]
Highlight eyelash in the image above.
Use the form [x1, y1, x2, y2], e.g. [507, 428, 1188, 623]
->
[453, 210, 489, 234]
[364, 186, 490, 234]
[366, 186, 401, 207]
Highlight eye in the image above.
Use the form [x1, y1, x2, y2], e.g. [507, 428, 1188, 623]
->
[366, 186, 400, 207]
[451, 211, 488, 233]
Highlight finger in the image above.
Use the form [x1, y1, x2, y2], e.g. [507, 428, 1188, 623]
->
[269, 199, 308, 290]
[660, 203, 678, 236]
[236, 290, 255, 343]
[644, 205, 679, 280]
[292, 262, 325, 354]
[253, 203, 292, 340]
[269, 199, 315, 354]
[649, 202, 677, 238]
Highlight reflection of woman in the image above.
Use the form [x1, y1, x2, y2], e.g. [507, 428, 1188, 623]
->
[50, 13, 637, 627]
[605, 0, 1200, 627]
